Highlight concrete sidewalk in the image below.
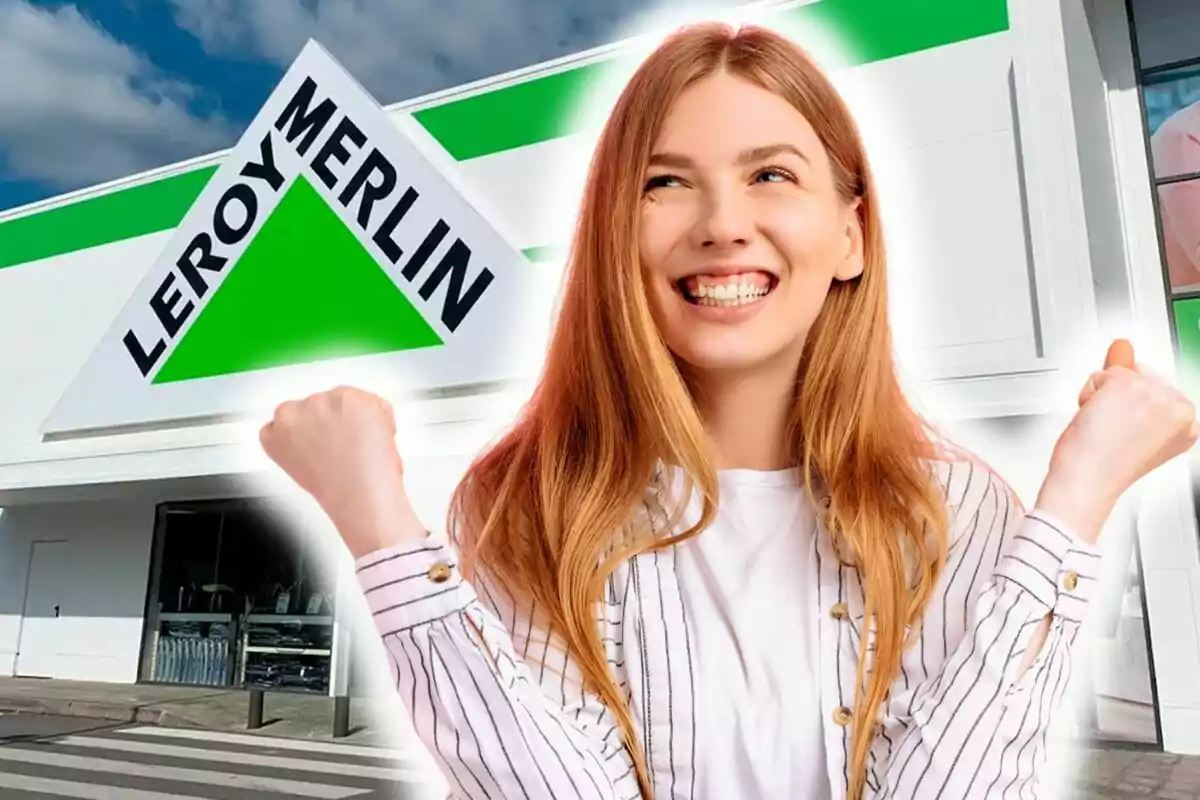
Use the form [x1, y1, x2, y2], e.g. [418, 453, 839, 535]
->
[3, 676, 1200, 797]
[0, 676, 394, 746]
[1069, 748, 1200, 799]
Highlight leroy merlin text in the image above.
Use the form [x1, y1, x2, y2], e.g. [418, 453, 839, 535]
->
[123, 76, 495, 377]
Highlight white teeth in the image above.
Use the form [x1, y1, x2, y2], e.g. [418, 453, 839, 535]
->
[695, 295, 758, 307]
[681, 274, 772, 307]
[689, 287, 769, 307]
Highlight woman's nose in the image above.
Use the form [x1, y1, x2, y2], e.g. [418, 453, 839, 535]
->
[692, 189, 753, 249]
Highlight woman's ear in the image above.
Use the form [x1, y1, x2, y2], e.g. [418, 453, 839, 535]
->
[833, 198, 865, 282]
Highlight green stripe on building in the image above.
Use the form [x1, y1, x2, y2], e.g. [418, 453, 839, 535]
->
[0, 0, 1006, 272]
[783, 0, 1007, 66]
[0, 167, 217, 270]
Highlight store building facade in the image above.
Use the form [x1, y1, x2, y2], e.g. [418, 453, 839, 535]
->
[2, 0, 1200, 757]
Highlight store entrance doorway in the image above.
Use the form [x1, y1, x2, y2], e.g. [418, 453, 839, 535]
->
[15, 540, 71, 678]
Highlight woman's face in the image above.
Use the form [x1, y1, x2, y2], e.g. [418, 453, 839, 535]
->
[639, 71, 864, 377]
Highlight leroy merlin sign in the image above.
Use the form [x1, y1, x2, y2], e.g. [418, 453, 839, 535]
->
[42, 40, 544, 436]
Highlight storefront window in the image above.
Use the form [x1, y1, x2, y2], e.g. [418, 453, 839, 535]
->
[140, 500, 336, 694]
[1132, 1, 1200, 296]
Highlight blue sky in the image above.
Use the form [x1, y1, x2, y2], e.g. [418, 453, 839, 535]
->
[0, 0, 752, 215]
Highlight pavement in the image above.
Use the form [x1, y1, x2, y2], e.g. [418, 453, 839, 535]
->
[1066, 749, 1200, 799]
[0, 675, 394, 745]
[0, 713, 446, 799]
[2, 676, 1200, 798]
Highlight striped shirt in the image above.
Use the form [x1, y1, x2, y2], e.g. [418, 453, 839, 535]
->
[354, 459, 1101, 799]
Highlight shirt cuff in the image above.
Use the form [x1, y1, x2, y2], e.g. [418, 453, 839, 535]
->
[993, 508, 1102, 624]
[354, 536, 478, 635]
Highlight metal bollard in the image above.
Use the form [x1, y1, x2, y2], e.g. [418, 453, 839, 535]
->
[248, 688, 264, 730]
[333, 695, 350, 738]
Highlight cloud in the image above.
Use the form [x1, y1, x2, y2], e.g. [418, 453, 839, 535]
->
[168, 0, 753, 106]
[0, 0, 236, 192]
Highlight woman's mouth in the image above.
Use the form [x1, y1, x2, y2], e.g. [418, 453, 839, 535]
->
[676, 271, 778, 307]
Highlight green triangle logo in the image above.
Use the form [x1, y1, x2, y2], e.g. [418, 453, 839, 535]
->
[153, 175, 444, 384]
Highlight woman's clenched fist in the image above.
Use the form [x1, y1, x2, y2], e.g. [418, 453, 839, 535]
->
[259, 385, 426, 557]
[1037, 340, 1199, 545]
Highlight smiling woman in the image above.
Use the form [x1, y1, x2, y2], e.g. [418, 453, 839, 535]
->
[640, 72, 865, 377]
[259, 19, 1198, 800]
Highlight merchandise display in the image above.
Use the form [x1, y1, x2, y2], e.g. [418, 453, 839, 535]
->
[244, 616, 333, 650]
[149, 614, 234, 686]
[155, 635, 231, 685]
[243, 653, 331, 693]
[238, 614, 334, 694]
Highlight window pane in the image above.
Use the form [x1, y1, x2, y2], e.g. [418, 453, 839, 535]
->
[1156, 179, 1200, 292]
[1131, 0, 1200, 71]
[1145, 67, 1200, 179]
[1174, 298, 1200, 399]
[146, 509, 234, 686]
[155, 509, 220, 613]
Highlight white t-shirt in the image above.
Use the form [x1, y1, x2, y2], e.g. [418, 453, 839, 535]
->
[671, 466, 831, 800]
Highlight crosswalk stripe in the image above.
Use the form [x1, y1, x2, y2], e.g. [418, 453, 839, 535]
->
[0, 770, 213, 800]
[57, 735, 425, 782]
[115, 725, 416, 761]
[0, 747, 370, 799]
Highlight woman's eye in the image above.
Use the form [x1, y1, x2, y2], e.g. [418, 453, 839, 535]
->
[644, 174, 682, 191]
[754, 167, 796, 185]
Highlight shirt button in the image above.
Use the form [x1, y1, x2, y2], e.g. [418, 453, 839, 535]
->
[830, 602, 850, 621]
[1062, 571, 1078, 592]
[833, 706, 853, 726]
[428, 561, 453, 583]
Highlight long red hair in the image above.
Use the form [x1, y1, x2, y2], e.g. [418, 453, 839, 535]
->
[449, 22, 958, 800]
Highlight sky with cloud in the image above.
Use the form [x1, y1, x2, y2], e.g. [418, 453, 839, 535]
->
[0, 0, 753, 214]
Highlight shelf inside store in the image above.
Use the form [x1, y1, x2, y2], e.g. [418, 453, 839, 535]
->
[242, 614, 333, 625]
